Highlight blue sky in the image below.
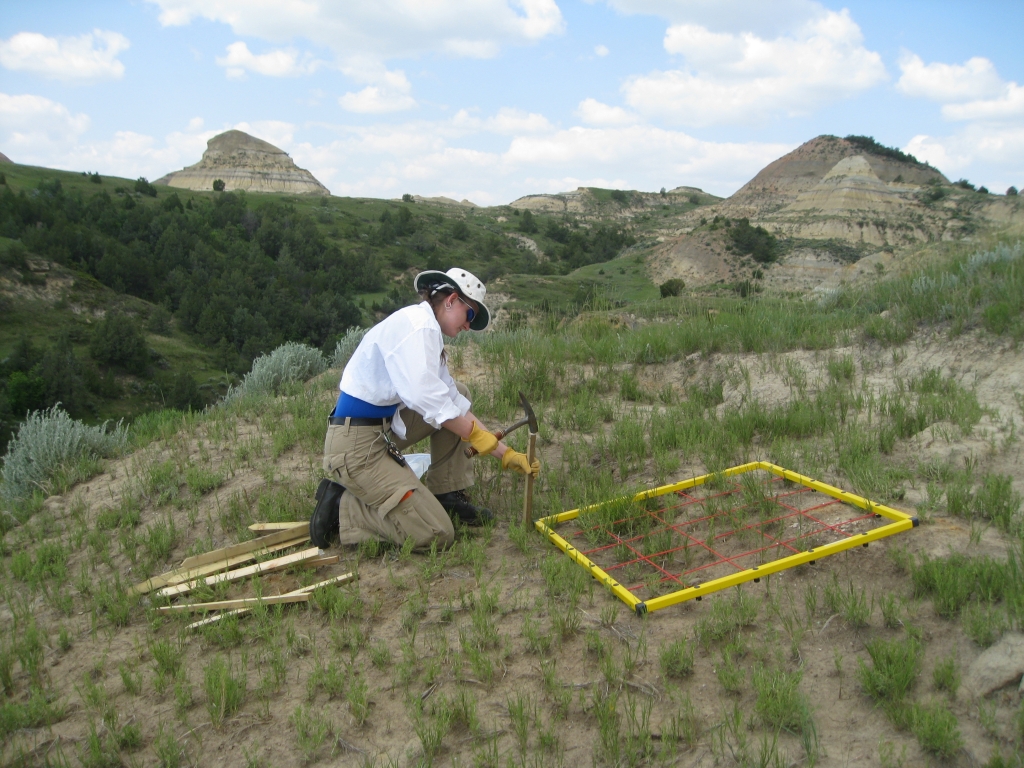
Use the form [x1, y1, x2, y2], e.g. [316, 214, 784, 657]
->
[2, 1, 1022, 205]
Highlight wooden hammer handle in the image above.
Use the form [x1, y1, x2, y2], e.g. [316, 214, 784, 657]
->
[523, 431, 537, 526]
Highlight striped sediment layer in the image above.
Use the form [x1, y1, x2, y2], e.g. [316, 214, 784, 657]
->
[155, 130, 328, 196]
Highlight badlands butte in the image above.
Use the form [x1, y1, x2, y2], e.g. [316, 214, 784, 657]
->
[155, 130, 1024, 295]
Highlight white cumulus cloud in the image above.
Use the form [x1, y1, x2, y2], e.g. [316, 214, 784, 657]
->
[622, 9, 886, 126]
[216, 42, 318, 78]
[338, 64, 417, 113]
[340, 87, 417, 114]
[146, 1, 564, 114]
[576, 98, 639, 126]
[905, 124, 1024, 192]
[942, 84, 1024, 122]
[0, 91, 796, 205]
[595, 44, 609, 57]
[0, 93, 90, 157]
[297, 114, 790, 204]
[486, 108, 553, 134]
[146, 0, 564, 60]
[0, 29, 129, 83]
[897, 53, 1024, 124]
[601, 0, 826, 38]
[897, 54, 1004, 103]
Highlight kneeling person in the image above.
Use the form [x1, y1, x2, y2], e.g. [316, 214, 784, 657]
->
[312, 267, 539, 550]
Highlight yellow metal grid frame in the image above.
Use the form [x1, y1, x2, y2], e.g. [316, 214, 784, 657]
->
[534, 461, 918, 616]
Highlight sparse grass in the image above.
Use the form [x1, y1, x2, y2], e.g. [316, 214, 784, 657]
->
[695, 588, 759, 650]
[933, 654, 961, 697]
[858, 635, 922, 705]
[910, 700, 964, 758]
[291, 704, 332, 763]
[660, 638, 695, 679]
[204, 655, 246, 728]
[2, 236, 1023, 766]
[752, 664, 808, 732]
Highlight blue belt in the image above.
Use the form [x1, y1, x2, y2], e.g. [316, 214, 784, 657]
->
[331, 391, 398, 419]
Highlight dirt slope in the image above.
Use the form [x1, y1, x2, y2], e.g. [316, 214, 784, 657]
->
[3, 323, 1023, 767]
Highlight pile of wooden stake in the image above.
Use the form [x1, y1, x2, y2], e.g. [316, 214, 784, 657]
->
[130, 522, 355, 630]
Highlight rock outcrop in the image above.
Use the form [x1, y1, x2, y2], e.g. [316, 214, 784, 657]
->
[155, 130, 328, 195]
[724, 135, 946, 218]
[510, 189, 590, 214]
[0, 151, 12, 163]
[785, 155, 910, 213]
[645, 135, 1023, 292]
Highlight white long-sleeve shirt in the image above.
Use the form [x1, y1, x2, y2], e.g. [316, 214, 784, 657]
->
[339, 302, 471, 439]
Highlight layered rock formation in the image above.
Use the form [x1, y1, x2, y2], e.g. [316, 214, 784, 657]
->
[724, 136, 946, 220]
[648, 135, 973, 290]
[155, 130, 328, 195]
[785, 155, 910, 213]
[510, 189, 590, 214]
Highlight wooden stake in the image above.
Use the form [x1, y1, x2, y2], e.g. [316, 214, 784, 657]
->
[179, 526, 309, 570]
[248, 522, 308, 532]
[185, 572, 357, 630]
[523, 430, 537, 526]
[130, 536, 307, 595]
[159, 547, 322, 597]
[158, 593, 310, 612]
[297, 554, 341, 569]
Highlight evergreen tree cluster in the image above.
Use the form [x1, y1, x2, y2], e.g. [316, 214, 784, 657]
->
[0, 180, 366, 364]
[844, 135, 931, 169]
[544, 221, 636, 270]
[728, 218, 779, 264]
[0, 322, 208, 450]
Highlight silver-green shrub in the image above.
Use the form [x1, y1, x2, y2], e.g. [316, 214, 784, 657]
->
[331, 327, 367, 370]
[223, 342, 328, 403]
[1, 406, 128, 506]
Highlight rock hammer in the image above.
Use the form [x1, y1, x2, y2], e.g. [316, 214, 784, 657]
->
[463, 391, 538, 459]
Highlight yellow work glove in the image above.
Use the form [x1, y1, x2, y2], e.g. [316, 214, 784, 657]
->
[462, 421, 498, 456]
[501, 448, 540, 477]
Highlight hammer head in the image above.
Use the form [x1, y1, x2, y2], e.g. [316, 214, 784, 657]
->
[519, 391, 538, 433]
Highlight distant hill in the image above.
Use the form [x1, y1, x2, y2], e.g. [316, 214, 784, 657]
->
[155, 129, 329, 196]
[646, 135, 1024, 293]
[724, 135, 946, 217]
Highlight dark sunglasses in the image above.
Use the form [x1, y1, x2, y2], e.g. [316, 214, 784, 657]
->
[456, 295, 476, 323]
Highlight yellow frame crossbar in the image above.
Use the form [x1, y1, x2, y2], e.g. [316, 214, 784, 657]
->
[534, 461, 917, 616]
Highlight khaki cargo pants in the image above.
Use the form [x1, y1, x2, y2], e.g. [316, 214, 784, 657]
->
[322, 382, 475, 550]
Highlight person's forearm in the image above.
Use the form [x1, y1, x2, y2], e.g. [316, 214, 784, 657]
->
[442, 412, 508, 458]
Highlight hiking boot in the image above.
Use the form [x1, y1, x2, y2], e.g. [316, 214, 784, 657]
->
[310, 478, 344, 548]
[434, 489, 494, 526]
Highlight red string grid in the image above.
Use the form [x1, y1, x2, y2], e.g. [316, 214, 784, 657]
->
[562, 470, 888, 601]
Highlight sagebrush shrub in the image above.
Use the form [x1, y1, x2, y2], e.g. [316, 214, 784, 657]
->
[0, 406, 127, 508]
[332, 327, 367, 370]
[223, 342, 327, 402]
